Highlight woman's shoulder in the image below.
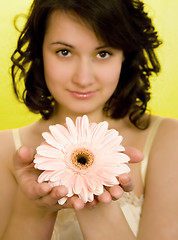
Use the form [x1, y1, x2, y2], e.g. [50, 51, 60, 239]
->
[0, 123, 35, 167]
[151, 116, 178, 142]
[0, 129, 15, 153]
[0, 129, 17, 166]
[110, 115, 178, 158]
[0, 121, 42, 171]
[148, 115, 178, 155]
[160, 115, 178, 126]
[141, 117, 178, 235]
[147, 116, 178, 182]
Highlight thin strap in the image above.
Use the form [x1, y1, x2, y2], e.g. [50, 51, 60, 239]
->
[12, 128, 22, 150]
[141, 117, 163, 185]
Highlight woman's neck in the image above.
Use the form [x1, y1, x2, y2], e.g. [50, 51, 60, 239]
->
[47, 107, 109, 126]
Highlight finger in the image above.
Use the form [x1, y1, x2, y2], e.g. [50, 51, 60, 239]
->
[106, 185, 123, 200]
[96, 189, 112, 204]
[21, 181, 52, 200]
[66, 196, 85, 210]
[85, 199, 98, 208]
[14, 146, 35, 171]
[118, 172, 135, 192]
[35, 185, 68, 207]
[37, 196, 85, 212]
[124, 146, 144, 163]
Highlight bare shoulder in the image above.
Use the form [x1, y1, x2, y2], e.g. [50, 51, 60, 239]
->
[149, 117, 178, 183]
[158, 116, 178, 132]
[0, 128, 17, 187]
[150, 116, 178, 156]
[0, 129, 16, 167]
[139, 117, 178, 238]
[0, 129, 18, 237]
[148, 116, 178, 183]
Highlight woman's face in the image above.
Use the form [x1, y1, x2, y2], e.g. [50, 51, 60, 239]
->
[42, 10, 124, 119]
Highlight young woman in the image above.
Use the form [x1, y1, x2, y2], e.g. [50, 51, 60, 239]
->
[0, 0, 178, 239]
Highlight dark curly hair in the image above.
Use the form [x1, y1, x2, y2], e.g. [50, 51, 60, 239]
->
[11, 0, 162, 129]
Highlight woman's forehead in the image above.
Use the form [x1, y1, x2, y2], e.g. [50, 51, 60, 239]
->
[44, 9, 104, 44]
[46, 9, 92, 32]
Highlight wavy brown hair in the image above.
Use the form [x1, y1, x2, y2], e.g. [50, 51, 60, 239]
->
[11, 0, 162, 128]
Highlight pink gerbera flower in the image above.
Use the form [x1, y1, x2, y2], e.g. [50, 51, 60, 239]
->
[34, 115, 130, 204]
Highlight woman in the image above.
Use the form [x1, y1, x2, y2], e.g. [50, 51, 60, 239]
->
[0, 0, 178, 239]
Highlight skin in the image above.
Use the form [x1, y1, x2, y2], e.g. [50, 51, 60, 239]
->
[43, 11, 124, 121]
[0, 10, 178, 240]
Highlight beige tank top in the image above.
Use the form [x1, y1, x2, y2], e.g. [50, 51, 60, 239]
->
[12, 117, 163, 239]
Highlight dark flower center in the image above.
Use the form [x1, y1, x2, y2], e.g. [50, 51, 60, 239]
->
[77, 155, 88, 165]
[71, 148, 94, 170]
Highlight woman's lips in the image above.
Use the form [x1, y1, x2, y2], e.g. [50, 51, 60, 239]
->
[69, 91, 97, 99]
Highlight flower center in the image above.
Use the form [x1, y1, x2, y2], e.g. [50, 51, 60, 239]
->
[71, 148, 94, 170]
[77, 156, 87, 165]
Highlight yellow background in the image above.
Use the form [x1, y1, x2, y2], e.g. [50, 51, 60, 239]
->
[0, 0, 178, 130]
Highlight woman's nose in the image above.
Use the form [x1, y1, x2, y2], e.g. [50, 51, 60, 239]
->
[72, 59, 94, 87]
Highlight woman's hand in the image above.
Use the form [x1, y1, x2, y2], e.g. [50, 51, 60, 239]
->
[14, 145, 143, 211]
[14, 146, 85, 211]
[86, 146, 143, 207]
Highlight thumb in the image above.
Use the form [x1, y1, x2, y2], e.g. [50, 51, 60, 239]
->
[14, 145, 35, 171]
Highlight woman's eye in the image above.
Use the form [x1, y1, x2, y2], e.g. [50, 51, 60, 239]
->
[97, 51, 111, 59]
[57, 49, 72, 57]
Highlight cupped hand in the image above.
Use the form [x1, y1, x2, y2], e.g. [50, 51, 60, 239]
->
[86, 146, 143, 206]
[14, 145, 143, 211]
[14, 146, 85, 212]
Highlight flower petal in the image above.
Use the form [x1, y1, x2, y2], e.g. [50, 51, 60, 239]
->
[90, 121, 108, 144]
[100, 135, 123, 151]
[87, 191, 94, 202]
[66, 186, 74, 198]
[89, 122, 97, 132]
[37, 170, 53, 183]
[93, 184, 104, 195]
[34, 155, 64, 164]
[49, 125, 71, 146]
[99, 152, 130, 165]
[115, 164, 131, 175]
[49, 181, 60, 187]
[73, 174, 83, 195]
[66, 117, 77, 143]
[34, 159, 65, 171]
[100, 174, 119, 186]
[79, 184, 89, 203]
[47, 169, 66, 182]
[36, 144, 64, 159]
[42, 132, 62, 149]
[58, 197, 68, 205]
[84, 175, 98, 192]
[76, 115, 90, 142]
[34, 115, 130, 203]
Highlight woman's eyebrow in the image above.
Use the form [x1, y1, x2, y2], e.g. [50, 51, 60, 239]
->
[95, 45, 109, 50]
[50, 41, 110, 50]
[50, 41, 74, 48]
